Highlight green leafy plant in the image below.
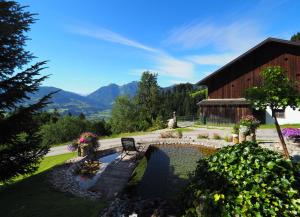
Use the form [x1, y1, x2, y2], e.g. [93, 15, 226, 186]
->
[212, 133, 222, 140]
[182, 142, 300, 217]
[231, 124, 240, 134]
[197, 132, 209, 139]
[223, 135, 233, 142]
[239, 115, 260, 133]
[160, 130, 183, 139]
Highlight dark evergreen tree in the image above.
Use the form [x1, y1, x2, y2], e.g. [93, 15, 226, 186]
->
[79, 112, 85, 120]
[158, 83, 207, 119]
[136, 71, 160, 129]
[291, 32, 300, 42]
[0, 1, 53, 182]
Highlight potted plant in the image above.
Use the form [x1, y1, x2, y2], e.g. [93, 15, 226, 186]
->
[239, 115, 260, 142]
[231, 124, 239, 144]
[77, 132, 99, 157]
[282, 128, 300, 143]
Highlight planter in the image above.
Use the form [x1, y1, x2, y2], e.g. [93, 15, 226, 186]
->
[78, 144, 91, 157]
[246, 133, 256, 142]
[232, 134, 239, 144]
[286, 136, 300, 143]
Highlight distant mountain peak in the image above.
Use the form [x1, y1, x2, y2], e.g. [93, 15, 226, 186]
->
[87, 81, 139, 106]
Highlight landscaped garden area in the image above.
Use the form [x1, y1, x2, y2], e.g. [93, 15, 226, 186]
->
[2, 1, 300, 217]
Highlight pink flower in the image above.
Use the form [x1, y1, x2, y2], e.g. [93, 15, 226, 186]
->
[79, 137, 86, 143]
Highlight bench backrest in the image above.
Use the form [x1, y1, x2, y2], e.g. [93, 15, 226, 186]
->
[121, 138, 138, 152]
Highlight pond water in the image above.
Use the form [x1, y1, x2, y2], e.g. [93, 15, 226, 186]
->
[76, 152, 121, 189]
[134, 144, 215, 199]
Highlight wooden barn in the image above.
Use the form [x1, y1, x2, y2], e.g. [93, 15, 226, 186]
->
[197, 38, 300, 124]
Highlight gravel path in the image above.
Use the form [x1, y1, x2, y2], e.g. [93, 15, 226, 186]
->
[46, 127, 279, 157]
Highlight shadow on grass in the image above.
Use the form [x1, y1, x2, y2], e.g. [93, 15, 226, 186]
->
[0, 164, 107, 217]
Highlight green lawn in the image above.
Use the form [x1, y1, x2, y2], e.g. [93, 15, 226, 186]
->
[258, 123, 300, 129]
[175, 127, 195, 132]
[101, 131, 150, 139]
[0, 153, 107, 217]
[194, 123, 300, 130]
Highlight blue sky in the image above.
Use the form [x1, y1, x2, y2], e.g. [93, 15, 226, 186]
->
[19, 0, 300, 94]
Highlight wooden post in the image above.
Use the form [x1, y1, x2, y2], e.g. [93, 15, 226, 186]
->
[272, 110, 289, 159]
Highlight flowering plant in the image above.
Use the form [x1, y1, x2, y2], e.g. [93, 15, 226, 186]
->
[67, 141, 78, 152]
[78, 132, 98, 144]
[282, 128, 300, 138]
[239, 115, 260, 131]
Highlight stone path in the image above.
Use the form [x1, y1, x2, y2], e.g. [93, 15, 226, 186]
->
[90, 147, 148, 199]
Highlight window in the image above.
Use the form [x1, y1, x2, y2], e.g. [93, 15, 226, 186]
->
[274, 109, 285, 118]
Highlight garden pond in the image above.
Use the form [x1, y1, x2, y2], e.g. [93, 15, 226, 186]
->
[127, 144, 216, 199]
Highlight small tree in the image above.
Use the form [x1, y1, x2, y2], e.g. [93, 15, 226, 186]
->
[110, 95, 139, 133]
[245, 66, 300, 158]
[291, 32, 300, 42]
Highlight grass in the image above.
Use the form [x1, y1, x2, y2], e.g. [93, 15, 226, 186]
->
[259, 123, 300, 129]
[194, 123, 300, 130]
[175, 127, 195, 132]
[0, 152, 107, 217]
[126, 156, 148, 189]
[101, 131, 150, 139]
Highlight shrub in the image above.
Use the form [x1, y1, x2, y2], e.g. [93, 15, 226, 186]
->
[197, 132, 209, 139]
[40, 116, 111, 146]
[182, 142, 300, 217]
[176, 129, 183, 138]
[232, 124, 239, 134]
[160, 130, 182, 139]
[212, 133, 222, 140]
[40, 116, 87, 146]
[224, 135, 233, 142]
[149, 116, 167, 131]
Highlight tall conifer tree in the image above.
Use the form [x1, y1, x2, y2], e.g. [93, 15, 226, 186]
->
[0, 1, 53, 181]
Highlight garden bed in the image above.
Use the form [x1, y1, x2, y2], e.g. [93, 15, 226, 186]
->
[49, 147, 123, 199]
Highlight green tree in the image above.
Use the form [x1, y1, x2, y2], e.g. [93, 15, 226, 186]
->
[136, 71, 160, 128]
[0, 1, 53, 181]
[40, 116, 87, 146]
[110, 95, 138, 133]
[291, 32, 300, 42]
[245, 66, 300, 158]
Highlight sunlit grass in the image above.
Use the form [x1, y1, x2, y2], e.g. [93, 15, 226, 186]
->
[0, 152, 106, 217]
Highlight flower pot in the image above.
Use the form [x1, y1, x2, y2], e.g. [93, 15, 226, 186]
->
[232, 134, 239, 144]
[78, 144, 90, 157]
[287, 136, 300, 143]
[239, 125, 250, 135]
[246, 133, 256, 142]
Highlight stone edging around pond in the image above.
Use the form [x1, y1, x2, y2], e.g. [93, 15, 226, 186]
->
[154, 138, 300, 157]
[154, 138, 233, 149]
[48, 148, 122, 200]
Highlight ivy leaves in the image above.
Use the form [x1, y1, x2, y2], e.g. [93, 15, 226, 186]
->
[182, 142, 300, 217]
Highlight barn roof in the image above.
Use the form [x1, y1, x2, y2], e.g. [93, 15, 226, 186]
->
[197, 98, 250, 106]
[197, 38, 300, 85]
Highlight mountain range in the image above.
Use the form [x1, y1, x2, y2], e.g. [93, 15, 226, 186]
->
[28, 81, 139, 118]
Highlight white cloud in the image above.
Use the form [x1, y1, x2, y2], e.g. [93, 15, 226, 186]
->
[166, 20, 264, 52]
[188, 53, 238, 66]
[71, 25, 159, 53]
[155, 54, 194, 78]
